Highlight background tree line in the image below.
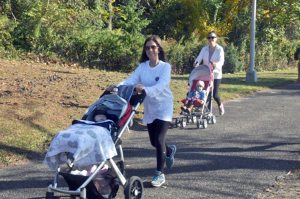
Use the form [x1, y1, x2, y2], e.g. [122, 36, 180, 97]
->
[0, 0, 299, 74]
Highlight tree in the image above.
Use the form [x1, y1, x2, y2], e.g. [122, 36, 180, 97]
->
[146, 0, 249, 40]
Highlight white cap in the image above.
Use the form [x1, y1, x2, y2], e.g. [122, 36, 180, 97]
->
[197, 80, 205, 88]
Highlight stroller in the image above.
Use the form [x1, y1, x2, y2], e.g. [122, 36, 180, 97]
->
[44, 85, 145, 199]
[174, 64, 217, 129]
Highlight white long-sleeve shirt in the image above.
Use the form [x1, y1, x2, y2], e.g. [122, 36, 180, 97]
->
[120, 60, 173, 124]
[194, 44, 224, 79]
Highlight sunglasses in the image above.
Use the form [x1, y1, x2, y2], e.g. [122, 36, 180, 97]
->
[207, 36, 216, 39]
[145, 45, 158, 51]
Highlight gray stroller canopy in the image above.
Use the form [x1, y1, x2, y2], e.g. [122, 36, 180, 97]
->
[83, 85, 135, 122]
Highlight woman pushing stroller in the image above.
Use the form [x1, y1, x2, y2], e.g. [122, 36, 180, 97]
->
[194, 31, 225, 115]
[108, 35, 176, 187]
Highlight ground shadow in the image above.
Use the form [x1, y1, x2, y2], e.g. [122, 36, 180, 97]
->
[122, 140, 300, 179]
[0, 144, 44, 161]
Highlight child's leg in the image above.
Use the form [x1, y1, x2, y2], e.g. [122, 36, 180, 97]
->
[181, 101, 187, 111]
[187, 104, 194, 113]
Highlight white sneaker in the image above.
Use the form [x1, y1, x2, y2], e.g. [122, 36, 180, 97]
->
[219, 103, 225, 115]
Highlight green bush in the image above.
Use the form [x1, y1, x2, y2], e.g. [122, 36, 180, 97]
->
[255, 41, 290, 71]
[0, 15, 17, 57]
[1, 0, 148, 71]
[0, 1, 299, 74]
[166, 35, 202, 74]
[223, 44, 243, 73]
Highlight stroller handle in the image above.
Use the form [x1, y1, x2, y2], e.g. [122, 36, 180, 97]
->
[130, 88, 146, 106]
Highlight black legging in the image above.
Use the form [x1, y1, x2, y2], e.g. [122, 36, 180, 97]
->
[147, 119, 171, 172]
[208, 79, 222, 108]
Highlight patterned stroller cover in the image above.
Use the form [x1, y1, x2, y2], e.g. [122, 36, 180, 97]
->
[44, 85, 135, 171]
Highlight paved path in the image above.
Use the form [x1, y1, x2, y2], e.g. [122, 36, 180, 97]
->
[0, 84, 299, 199]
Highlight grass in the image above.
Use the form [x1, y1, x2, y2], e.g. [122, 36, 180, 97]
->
[221, 70, 298, 99]
[0, 59, 298, 167]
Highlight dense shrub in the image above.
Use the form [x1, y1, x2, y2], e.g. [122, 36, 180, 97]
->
[166, 35, 203, 74]
[0, 0, 299, 74]
[255, 42, 289, 71]
[3, 0, 148, 71]
[0, 15, 17, 57]
[223, 44, 243, 73]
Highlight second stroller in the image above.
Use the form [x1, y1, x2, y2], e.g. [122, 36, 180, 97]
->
[175, 64, 217, 129]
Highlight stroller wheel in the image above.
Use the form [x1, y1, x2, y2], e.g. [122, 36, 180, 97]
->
[124, 176, 144, 199]
[206, 115, 211, 124]
[196, 119, 201, 129]
[202, 119, 208, 129]
[197, 119, 208, 129]
[192, 116, 197, 123]
[186, 116, 191, 123]
[181, 119, 187, 128]
[211, 115, 217, 124]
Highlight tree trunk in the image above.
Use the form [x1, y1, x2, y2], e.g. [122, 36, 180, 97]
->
[108, 0, 113, 31]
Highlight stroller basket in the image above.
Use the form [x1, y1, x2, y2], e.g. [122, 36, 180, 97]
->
[60, 173, 108, 199]
[60, 169, 119, 199]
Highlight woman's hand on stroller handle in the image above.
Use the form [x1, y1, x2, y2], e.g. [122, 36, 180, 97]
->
[193, 61, 199, 68]
[210, 61, 216, 68]
[106, 84, 117, 92]
[135, 84, 144, 94]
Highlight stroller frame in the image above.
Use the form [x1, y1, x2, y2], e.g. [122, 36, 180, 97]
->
[46, 87, 145, 199]
[174, 65, 217, 129]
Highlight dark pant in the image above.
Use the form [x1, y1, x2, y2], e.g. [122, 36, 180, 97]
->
[147, 119, 171, 172]
[208, 79, 222, 109]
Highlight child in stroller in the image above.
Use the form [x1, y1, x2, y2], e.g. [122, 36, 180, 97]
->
[181, 80, 207, 114]
[44, 85, 145, 199]
[175, 65, 217, 129]
[93, 111, 108, 122]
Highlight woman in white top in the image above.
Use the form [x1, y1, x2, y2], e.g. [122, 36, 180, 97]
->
[119, 35, 176, 187]
[193, 31, 225, 115]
